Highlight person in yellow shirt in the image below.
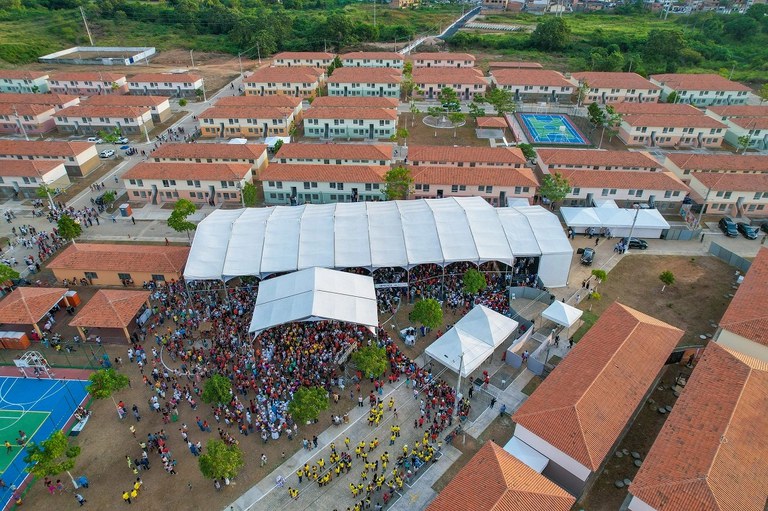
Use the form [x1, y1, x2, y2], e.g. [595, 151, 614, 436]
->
[296, 468, 304, 484]
[317, 458, 325, 469]
[122, 491, 131, 504]
[130, 488, 138, 501]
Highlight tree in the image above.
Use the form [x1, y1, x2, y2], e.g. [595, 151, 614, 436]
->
[201, 374, 232, 405]
[759, 84, 768, 105]
[462, 268, 487, 295]
[179, 99, 188, 107]
[575, 81, 590, 107]
[57, 214, 82, 243]
[352, 345, 388, 379]
[530, 17, 570, 51]
[601, 105, 623, 146]
[101, 190, 116, 207]
[167, 199, 197, 241]
[410, 298, 443, 330]
[273, 139, 284, 153]
[24, 431, 81, 480]
[539, 173, 571, 205]
[409, 101, 421, 127]
[482, 88, 515, 116]
[665, 91, 679, 104]
[389, 127, 409, 146]
[738, 134, 751, 153]
[591, 269, 607, 282]
[587, 102, 605, 130]
[518, 143, 536, 161]
[438, 87, 460, 112]
[467, 101, 486, 124]
[448, 112, 465, 137]
[659, 270, 675, 292]
[383, 166, 413, 200]
[288, 386, 329, 424]
[36, 183, 57, 212]
[643, 29, 685, 73]
[199, 439, 244, 481]
[0, 264, 20, 283]
[87, 368, 130, 400]
[242, 182, 258, 207]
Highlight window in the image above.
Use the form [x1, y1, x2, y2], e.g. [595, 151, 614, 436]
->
[415, 184, 422, 190]
[84, 272, 98, 280]
[422, 184, 430, 192]
[151, 274, 165, 282]
[629, 189, 636, 196]
[304, 182, 311, 190]
[602, 188, 609, 196]
[664, 191, 672, 198]
[636, 190, 643, 197]
[118, 273, 132, 281]
[451, 185, 459, 193]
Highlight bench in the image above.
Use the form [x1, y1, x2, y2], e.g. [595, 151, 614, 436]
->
[70, 415, 90, 436]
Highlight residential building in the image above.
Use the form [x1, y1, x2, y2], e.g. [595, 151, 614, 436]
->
[557, 169, 690, 210]
[47, 72, 128, 96]
[617, 105, 726, 148]
[686, 171, 768, 217]
[628, 343, 768, 511]
[407, 145, 527, 168]
[650, 73, 751, 106]
[48, 244, 189, 287]
[0, 140, 99, 177]
[197, 106, 295, 139]
[54, 105, 154, 136]
[327, 67, 402, 98]
[0, 160, 70, 199]
[122, 162, 253, 205]
[610, 102, 702, 117]
[215, 95, 303, 120]
[310, 97, 399, 109]
[489, 61, 543, 70]
[84, 95, 172, 123]
[341, 52, 404, 69]
[128, 73, 203, 98]
[490, 69, 574, 102]
[537, 148, 663, 173]
[151, 143, 269, 173]
[482, 0, 513, 8]
[426, 442, 575, 511]
[512, 302, 683, 495]
[705, 105, 768, 151]
[0, 70, 49, 93]
[272, 51, 335, 68]
[303, 107, 398, 140]
[0, 104, 58, 135]
[274, 143, 392, 166]
[391, 0, 418, 8]
[243, 66, 325, 98]
[409, 52, 476, 68]
[571, 72, 661, 104]
[259, 164, 387, 204]
[412, 67, 488, 100]
[410, 166, 538, 206]
[715, 247, 768, 361]
[0, 93, 80, 110]
[663, 153, 768, 181]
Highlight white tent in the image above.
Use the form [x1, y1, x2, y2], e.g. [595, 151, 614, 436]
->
[542, 300, 583, 328]
[424, 305, 518, 378]
[248, 267, 378, 335]
[560, 206, 670, 238]
[184, 197, 573, 287]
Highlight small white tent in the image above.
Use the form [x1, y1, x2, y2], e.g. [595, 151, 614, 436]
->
[425, 305, 518, 377]
[248, 267, 378, 335]
[542, 300, 583, 328]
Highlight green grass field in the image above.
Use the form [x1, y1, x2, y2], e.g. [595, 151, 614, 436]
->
[0, 410, 48, 472]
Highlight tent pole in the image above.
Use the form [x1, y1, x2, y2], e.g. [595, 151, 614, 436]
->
[454, 352, 463, 417]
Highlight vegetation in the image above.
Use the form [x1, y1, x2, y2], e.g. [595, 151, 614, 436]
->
[201, 374, 232, 405]
[241, 182, 258, 207]
[57, 214, 82, 243]
[479, 87, 516, 116]
[539, 172, 571, 205]
[530, 17, 571, 51]
[591, 269, 607, 282]
[517, 143, 536, 161]
[35, 183, 57, 211]
[167, 199, 197, 241]
[462, 268, 487, 295]
[24, 430, 81, 479]
[87, 368, 130, 399]
[288, 386, 329, 424]
[383, 166, 413, 201]
[0, 265, 20, 283]
[410, 298, 443, 330]
[659, 270, 676, 292]
[199, 439, 244, 481]
[352, 345, 388, 379]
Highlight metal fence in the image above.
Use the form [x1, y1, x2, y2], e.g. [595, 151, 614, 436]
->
[0, 342, 111, 370]
[708, 242, 752, 273]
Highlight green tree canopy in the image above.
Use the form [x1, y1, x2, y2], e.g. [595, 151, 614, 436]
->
[242, 182, 258, 207]
[539, 173, 571, 204]
[199, 439, 244, 481]
[24, 430, 81, 479]
[36, 183, 57, 211]
[167, 199, 197, 241]
[87, 368, 130, 399]
[587, 102, 605, 129]
[659, 270, 675, 292]
[0, 264, 20, 283]
[591, 269, 607, 282]
[438, 87, 461, 112]
[462, 268, 487, 295]
[481, 87, 515, 116]
[643, 29, 685, 73]
[352, 345, 388, 379]
[57, 214, 82, 242]
[101, 190, 116, 206]
[383, 166, 413, 200]
[467, 101, 486, 124]
[530, 17, 570, 51]
[288, 386, 329, 424]
[517, 143, 536, 161]
[201, 374, 232, 405]
[410, 298, 443, 330]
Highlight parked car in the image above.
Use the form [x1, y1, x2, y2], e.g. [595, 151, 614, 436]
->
[87, 137, 104, 144]
[718, 217, 738, 237]
[99, 149, 115, 158]
[580, 247, 595, 265]
[116, 136, 129, 144]
[621, 237, 648, 250]
[736, 222, 759, 240]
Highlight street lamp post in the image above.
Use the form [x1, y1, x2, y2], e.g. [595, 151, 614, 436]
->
[454, 351, 464, 418]
[625, 203, 640, 254]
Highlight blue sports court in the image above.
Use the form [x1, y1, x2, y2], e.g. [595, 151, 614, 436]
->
[517, 113, 590, 145]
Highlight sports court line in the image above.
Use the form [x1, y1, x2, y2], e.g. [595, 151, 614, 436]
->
[0, 410, 49, 473]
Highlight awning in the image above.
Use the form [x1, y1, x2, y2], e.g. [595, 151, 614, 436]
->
[542, 300, 583, 328]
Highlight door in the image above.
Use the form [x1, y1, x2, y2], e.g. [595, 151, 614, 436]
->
[437, 189, 444, 198]
[351, 188, 358, 202]
[208, 185, 216, 206]
[428, 87, 434, 99]
[219, 123, 225, 137]
[379, 86, 384, 97]
[151, 184, 158, 205]
[368, 124, 374, 139]
[464, 87, 470, 100]
[344, 86, 348, 96]
[499, 190, 506, 207]
[291, 186, 297, 198]
[263, 122, 269, 138]
[324, 123, 329, 139]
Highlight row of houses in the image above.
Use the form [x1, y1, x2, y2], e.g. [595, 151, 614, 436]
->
[270, 51, 476, 69]
[0, 70, 203, 98]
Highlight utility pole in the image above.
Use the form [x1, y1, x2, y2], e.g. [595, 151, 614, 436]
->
[237, 52, 244, 79]
[190, 50, 195, 69]
[80, 6, 94, 46]
[256, 43, 261, 65]
[141, 116, 150, 144]
[13, 106, 29, 141]
[373, 0, 377, 29]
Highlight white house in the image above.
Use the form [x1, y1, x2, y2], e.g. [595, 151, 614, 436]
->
[48, 72, 128, 96]
[650, 73, 751, 106]
[412, 67, 488, 100]
[54, 105, 154, 136]
[0, 160, 70, 199]
[0, 92, 80, 110]
[0, 70, 49, 93]
[197, 106, 295, 139]
[243, 66, 325, 98]
[490, 69, 574, 102]
[705, 105, 768, 151]
[570, 72, 661, 104]
[408, 52, 476, 68]
[409, 166, 538, 206]
[84, 95, 172, 123]
[341, 52, 404, 69]
[687, 171, 768, 218]
[128, 73, 204, 98]
[303, 107, 398, 140]
[272, 51, 335, 68]
[151, 143, 269, 173]
[275, 143, 393, 166]
[407, 145, 527, 168]
[0, 140, 100, 177]
[537, 148, 663, 174]
[259, 164, 388, 204]
[327, 67, 402, 98]
[215, 95, 304, 121]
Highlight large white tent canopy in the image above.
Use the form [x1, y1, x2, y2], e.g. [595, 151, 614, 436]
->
[424, 305, 518, 378]
[560, 206, 670, 238]
[542, 300, 583, 328]
[248, 267, 378, 335]
[185, 197, 573, 288]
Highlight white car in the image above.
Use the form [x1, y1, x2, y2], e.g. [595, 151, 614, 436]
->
[99, 149, 115, 158]
[87, 137, 104, 144]
[116, 137, 129, 144]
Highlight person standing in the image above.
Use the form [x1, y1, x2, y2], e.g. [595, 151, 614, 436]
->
[75, 493, 86, 506]
[490, 397, 496, 409]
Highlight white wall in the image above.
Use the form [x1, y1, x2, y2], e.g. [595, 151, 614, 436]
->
[627, 495, 658, 511]
[716, 329, 768, 363]
[513, 424, 592, 481]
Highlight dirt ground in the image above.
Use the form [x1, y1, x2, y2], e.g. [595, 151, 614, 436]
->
[577, 255, 736, 347]
[402, 114, 491, 147]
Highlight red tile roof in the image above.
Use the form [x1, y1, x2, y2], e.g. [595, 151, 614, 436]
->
[651, 73, 751, 92]
[572, 72, 660, 90]
[476, 117, 508, 129]
[341, 51, 404, 61]
[0, 103, 55, 117]
[0, 160, 64, 178]
[718, 248, 768, 347]
[55, 105, 149, 119]
[489, 61, 543, 69]
[559, 169, 688, 191]
[622, 113, 726, 129]
[408, 145, 526, 166]
[69, 290, 150, 329]
[629, 342, 768, 511]
[259, 164, 387, 183]
[327, 67, 402, 84]
[275, 143, 392, 161]
[48, 243, 189, 274]
[491, 69, 573, 88]
[665, 153, 768, 173]
[198, 106, 294, 120]
[413, 67, 488, 85]
[128, 73, 202, 83]
[304, 107, 398, 120]
[689, 171, 768, 192]
[0, 140, 94, 157]
[512, 302, 683, 470]
[310, 96, 399, 109]
[0, 287, 68, 324]
[426, 442, 575, 511]
[538, 149, 661, 169]
[49, 72, 125, 82]
[245, 66, 324, 84]
[84, 95, 169, 107]
[0, 93, 79, 106]
[411, 166, 539, 187]
[273, 51, 335, 61]
[0, 70, 48, 80]
[215, 95, 302, 108]
[728, 116, 768, 130]
[610, 102, 702, 116]
[151, 143, 267, 161]
[409, 52, 476, 62]
[122, 162, 252, 181]
[707, 105, 768, 118]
